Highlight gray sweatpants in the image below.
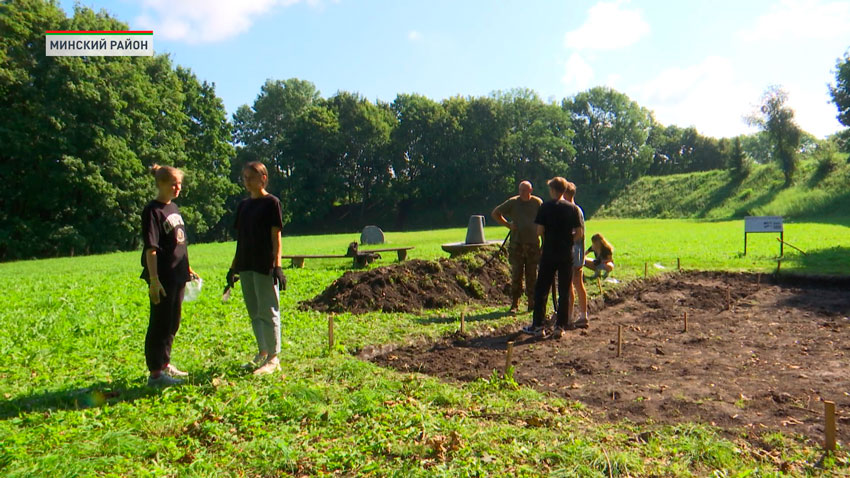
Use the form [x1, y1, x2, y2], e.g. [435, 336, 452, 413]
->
[240, 271, 281, 355]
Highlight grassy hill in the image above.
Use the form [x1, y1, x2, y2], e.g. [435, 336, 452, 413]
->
[595, 157, 850, 221]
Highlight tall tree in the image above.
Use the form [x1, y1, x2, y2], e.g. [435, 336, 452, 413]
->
[563, 87, 653, 184]
[829, 51, 850, 128]
[0, 0, 235, 259]
[747, 86, 802, 186]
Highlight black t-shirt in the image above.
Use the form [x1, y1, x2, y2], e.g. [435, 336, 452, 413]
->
[140, 200, 190, 285]
[234, 194, 284, 274]
[534, 198, 582, 261]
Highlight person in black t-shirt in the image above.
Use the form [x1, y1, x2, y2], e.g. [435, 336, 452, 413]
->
[227, 161, 286, 376]
[141, 164, 198, 387]
[523, 177, 582, 338]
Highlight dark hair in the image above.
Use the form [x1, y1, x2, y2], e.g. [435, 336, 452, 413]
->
[547, 176, 568, 194]
[150, 163, 183, 183]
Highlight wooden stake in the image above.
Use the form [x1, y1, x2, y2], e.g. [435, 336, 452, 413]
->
[726, 288, 732, 310]
[677, 257, 681, 271]
[328, 315, 335, 353]
[596, 276, 603, 296]
[776, 260, 782, 274]
[616, 325, 623, 357]
[460, 311, 466, 334]
[644, 262, 648, 278]
[505, 341, 514, 375]
[825, 400, 837, 452]
[683, 311, 689, 333]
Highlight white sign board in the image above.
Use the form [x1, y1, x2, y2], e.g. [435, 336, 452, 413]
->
[745, 216, 783, 233]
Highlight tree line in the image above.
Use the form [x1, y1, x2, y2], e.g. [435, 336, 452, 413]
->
[2, 1, 848, 260]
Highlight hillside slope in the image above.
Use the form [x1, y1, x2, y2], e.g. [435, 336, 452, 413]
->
[595, 158, 850, 220]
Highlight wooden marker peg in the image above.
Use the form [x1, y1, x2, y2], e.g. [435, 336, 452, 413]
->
[328, 315, 335, 353]
[597, 276, 603, 296]
[825, 400, 837, 452]
[683, 311, 689, 333]
[617, 325, 623, 357]
[726, 288, 732, 310]
[776, 260, 782, 274]
[505, 341, 514, 375]
[644, 262, 648, 278]
[460, 311, 466, 334]
[677, 257, 681, 271]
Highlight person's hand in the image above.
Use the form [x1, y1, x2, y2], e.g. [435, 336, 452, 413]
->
[149, 278, 166, 304]
[190, 269, 201, 281]
[226, 268, 239, 288]
[272, 266, 286, 291]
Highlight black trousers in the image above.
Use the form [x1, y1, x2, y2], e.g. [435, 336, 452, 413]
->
[145, 281, 184, 372]
[532, 256, 573, 328]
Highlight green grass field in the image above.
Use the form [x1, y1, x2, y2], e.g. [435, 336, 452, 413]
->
[1, 219, 849, 476]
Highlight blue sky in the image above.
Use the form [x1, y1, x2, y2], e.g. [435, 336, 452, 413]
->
[59, 0, 850, 138]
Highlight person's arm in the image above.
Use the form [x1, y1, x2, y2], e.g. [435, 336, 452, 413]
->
[145, 248, 166, 304]
[271, 227, 282, 267]
[491, 200, 515, 231]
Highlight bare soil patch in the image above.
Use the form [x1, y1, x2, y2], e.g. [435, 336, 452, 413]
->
[302, 251, 510, 314]
[369, 271, 850, 442]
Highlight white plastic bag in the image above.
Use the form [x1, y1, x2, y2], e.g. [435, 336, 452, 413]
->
[184, 276, 203, 302]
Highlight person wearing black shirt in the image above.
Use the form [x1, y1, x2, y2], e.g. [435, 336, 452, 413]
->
[227, 161, 286, 375]
[523, 177, 582, 338]
[141, 164, 198, 387]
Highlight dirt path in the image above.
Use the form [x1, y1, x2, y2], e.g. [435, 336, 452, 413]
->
[370, 272, 850, 443]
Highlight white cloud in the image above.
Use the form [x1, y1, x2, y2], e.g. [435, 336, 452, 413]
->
[407, 30, 422, 42]
[783, 84, 844, 138]
[564, 0, 650, 51]
[135, 0, 321, 44]
[632, 56, 761, 138]
[562, 53, 594, 90]
[739, 0, 850, 42]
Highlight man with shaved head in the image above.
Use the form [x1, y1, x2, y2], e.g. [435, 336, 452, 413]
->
[492, 180, 543, 314]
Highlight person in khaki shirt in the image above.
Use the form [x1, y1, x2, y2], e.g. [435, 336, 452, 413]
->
[492, 181, 543, 314]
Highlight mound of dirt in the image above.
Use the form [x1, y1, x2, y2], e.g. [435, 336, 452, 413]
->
[302, 252, 511, 314]
[370, 271, 850, 442]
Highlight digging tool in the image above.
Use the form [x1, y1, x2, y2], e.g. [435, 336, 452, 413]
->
[481, 231, 511, 268]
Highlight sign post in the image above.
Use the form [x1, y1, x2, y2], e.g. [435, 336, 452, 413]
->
[744, 216, 783, 256]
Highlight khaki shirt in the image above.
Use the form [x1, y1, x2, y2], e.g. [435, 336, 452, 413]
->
[495, 195, 543, 245]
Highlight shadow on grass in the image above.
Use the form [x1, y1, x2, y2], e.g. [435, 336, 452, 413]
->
[0, 367, 243, 420]
[414, 309, 514, 325]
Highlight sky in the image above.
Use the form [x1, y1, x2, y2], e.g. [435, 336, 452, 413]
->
[58, 0, 850, 139]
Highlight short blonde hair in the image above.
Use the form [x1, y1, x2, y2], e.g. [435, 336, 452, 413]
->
[150, 164, 183, 184]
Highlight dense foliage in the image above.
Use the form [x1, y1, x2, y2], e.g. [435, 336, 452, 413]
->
[0, 0, 236, 260]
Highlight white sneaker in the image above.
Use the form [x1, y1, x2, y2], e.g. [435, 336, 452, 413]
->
[242, 353, 268, 370]
[164, 364, 188, 377]
[253, 357, 280, 376]
[147, 373, 184, 387]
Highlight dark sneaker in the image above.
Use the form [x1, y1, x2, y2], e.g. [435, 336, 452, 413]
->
[147, 374, 184, 387]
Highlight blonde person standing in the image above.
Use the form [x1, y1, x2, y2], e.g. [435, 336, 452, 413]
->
[141, 164, 198, 387]
[563, 182, 588, 329]
[227, 161, 286, 375]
